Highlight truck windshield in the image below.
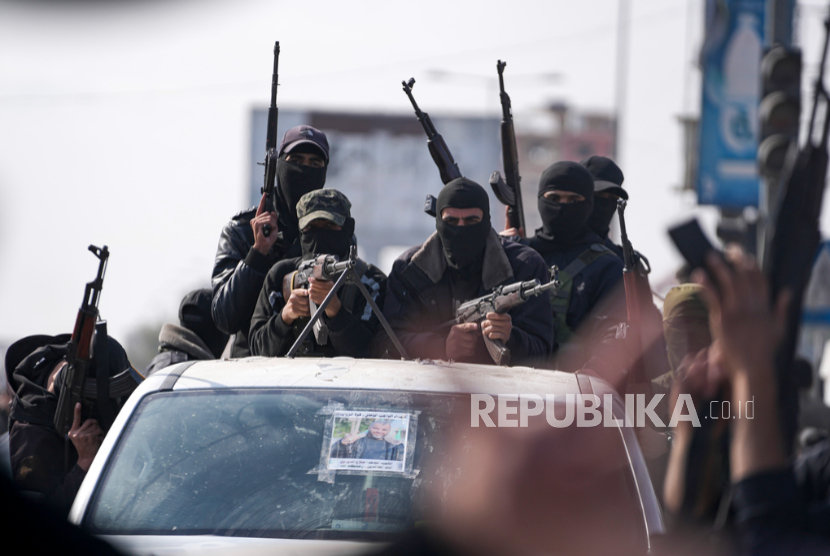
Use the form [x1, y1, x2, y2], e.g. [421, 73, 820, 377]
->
[85, 389, 461, 540]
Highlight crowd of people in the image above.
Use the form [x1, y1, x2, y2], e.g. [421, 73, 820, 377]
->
[210, 125, 630, 368]
[3, 122, 829, 555]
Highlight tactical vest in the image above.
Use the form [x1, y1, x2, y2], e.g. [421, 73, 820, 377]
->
[550, 243, 616, 347]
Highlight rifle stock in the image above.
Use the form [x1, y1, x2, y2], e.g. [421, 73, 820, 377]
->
[490, 60, 526, 235]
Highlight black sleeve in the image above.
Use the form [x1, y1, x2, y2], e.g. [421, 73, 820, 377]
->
[589, 254, 626, 322]
[573, 253, 627, 354]
[733, 468, 829, 555]
[9, 421, 86, 517]
[379, 257, 448, 360]
[211, 217, 273, 335]
[248, 261, 297, 357]
[503, 246, 554, 365]
[325, 265, 387, 358]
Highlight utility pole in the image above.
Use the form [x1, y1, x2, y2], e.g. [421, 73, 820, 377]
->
[614, 0, 631, 164]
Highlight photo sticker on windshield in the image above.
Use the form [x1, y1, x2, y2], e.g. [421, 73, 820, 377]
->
[327, 411, 410, 473]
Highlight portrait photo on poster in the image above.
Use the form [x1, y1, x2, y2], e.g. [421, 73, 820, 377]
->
[327, 410, 410, 473]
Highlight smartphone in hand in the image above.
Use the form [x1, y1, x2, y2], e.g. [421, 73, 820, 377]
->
[668, 218, 729, 287]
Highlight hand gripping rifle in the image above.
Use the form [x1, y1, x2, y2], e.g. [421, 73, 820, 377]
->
[286, 246, 409, 360]
[402, 77, 462, 216]
[54, 245, 109, 436]
[259, 42, 280, 237]
[489, 60, 526, 236]
[282, 254, 366, 345]
[454, 267, 560, 366]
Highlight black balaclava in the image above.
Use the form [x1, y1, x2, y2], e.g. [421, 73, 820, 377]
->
[581, 155, 626, 240]
[587, 197, 618, 239]
[435, 178, 491, 271]
[275, 143, 328, 238]
[179, 288, 229, 359]
[300, 217, 354, 260]
[537, 161, 594, 244]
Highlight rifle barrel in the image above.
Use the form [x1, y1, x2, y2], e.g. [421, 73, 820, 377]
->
[265, 42, 280, 153]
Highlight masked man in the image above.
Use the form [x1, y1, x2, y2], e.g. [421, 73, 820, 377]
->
[581, 155, 628, 259]
[212, 125, 330, 357]
[381, 178, 552, 366]
[520, 161, 624, 368]
[249, 189, 386, 358]
[6, 334, 140, 516]
[144, 289, 229, 376]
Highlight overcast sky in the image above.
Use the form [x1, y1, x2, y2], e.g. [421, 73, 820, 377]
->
[1, 0, 828, 346]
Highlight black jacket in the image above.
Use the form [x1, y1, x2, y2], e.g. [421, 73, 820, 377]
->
[604, 236, 624, 259]
[381, 229, 553, 366]
[523, 229, 625, 371]
[526, 229, 624, 334]
[249, 256, 387, 358]
[7, 337, 82, 516]
[211, 207, 301, 358]
[142, 324, 217, 376]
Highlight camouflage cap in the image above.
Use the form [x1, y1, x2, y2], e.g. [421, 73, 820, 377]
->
[663, 283, 711, 371]
[297, 189, 352, 230]
[662, 284, 708, 323]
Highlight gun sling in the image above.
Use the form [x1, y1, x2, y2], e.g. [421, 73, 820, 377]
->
[551, 244, 616, 345]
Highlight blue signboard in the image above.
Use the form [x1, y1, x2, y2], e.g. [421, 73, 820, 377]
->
[697, 0, 766, 208]
[803, 241, 830, 325]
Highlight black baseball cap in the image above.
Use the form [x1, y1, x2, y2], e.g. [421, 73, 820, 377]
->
[278, 125, 330, 163]
[580, 156, 628, 200]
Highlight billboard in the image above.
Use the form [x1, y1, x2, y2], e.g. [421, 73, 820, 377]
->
[696, 0, 767, 208]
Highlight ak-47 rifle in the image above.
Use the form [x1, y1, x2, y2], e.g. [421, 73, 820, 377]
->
[617, 200, 660, 393]
[282, 253, 366, 345]
[489, 60, 526, 236]
[763, 14, 830, 452]
[260, 42, 280, 237]
[402, 77, 462, 215]
[286, 247, 409, 360]
[454, 268, 560, 366]
[54, 245, 109, 436]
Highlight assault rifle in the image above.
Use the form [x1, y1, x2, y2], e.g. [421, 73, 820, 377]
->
[259, 42, 280, 237]
[667, 14, 830, 525]
[454, 268, 559, 366]
[282, 253, 365, 345]
[402, 77, 462, 216]
[286, 246, 408, 359]
[54, 245, 109, 436]
[489, 60, 526, 236]
[763, 13, 830, 452]
[617, 200, 662, 394]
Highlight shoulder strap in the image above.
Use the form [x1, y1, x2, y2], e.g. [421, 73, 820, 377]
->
[551, 244, 616, 347]
[561, 243, 615, 279]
